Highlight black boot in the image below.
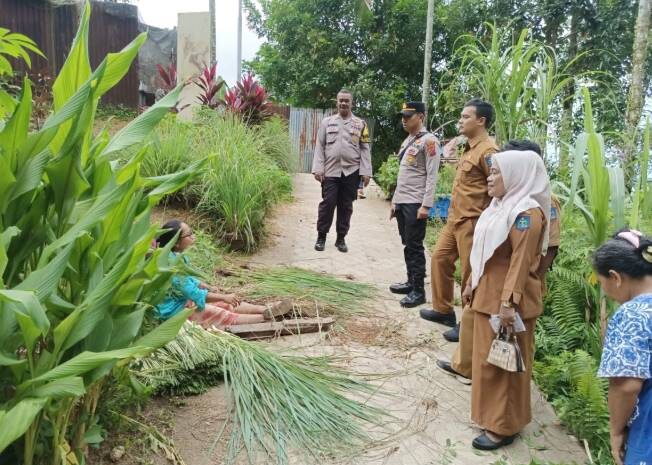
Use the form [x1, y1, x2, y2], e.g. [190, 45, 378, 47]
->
[315, 233, 326, 251]
[443, 323, 460, 342]
[389, 276, 413, 294]
[400, 288, 426, 307]
[334, 235, 348, 253]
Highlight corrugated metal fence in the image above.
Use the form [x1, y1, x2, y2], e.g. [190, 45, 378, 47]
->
[289, 107, 374, 173]
[0, 0, 139, 107]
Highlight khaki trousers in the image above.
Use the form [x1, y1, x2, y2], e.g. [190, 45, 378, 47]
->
[430, 219, 476, 378]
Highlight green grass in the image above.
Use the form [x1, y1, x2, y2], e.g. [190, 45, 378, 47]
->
[134, 111, 294, 251]
[223, 266, 376, 316]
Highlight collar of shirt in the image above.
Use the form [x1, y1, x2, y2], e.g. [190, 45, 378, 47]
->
[334, 113, 355, 122]
[465, 133, 490, 150]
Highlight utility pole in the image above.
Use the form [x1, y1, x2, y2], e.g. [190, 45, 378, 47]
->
[421, 0, 435, 127]
[237, 0, 243, 79]
[209, 0, 216, 65]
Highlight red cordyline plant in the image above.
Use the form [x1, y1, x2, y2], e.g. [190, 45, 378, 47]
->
[222, 73, 272, 125]
[194, 62, 225, 109]
[156, 62, 177, 91]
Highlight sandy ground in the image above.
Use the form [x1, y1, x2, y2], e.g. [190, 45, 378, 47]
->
[165, 174, 588, 465]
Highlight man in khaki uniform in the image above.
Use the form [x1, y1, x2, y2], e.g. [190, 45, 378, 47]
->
[389, 102, 441, 307]
[419, 98, 498, 380]
[312, 89, 372, 253]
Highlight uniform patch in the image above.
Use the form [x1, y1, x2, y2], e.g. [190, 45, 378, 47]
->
[426, 138, 438, 157]
[360, 125, 370, 143]
[486, 155, 493, 167]
[550, 207, 558, 220]
[405, 155, 417, 166]
[515, 215, 531, 231]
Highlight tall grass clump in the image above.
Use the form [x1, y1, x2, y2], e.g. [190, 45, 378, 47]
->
[136, 110, 294, 251]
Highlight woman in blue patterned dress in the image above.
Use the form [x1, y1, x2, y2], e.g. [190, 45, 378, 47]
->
[155, 220, 291, 329]
[594, 229, 652, 465]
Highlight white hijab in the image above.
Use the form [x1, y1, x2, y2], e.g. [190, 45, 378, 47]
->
[470, 150, 551, 290]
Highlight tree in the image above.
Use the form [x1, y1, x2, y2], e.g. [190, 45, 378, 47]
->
[624, 0, 651, 187]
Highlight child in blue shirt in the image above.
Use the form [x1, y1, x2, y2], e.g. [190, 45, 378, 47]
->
[156, 219, 291, 329]
[594, 229, 652, 465]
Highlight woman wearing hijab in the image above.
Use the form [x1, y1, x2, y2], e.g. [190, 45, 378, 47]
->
[462, 150, 551, 450]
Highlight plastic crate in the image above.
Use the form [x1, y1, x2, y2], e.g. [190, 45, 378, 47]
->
[429, 195, 451, 220]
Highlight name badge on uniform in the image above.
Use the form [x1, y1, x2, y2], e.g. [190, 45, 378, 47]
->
[515, 215, 531, 231]
[550, 207, 558, 220]
[405, 148, 418, 166]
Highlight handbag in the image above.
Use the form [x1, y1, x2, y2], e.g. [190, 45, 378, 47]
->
[486, 326, 525, 373]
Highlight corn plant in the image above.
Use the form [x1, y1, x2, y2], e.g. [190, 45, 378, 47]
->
[439, 24, 581, 154]
[0, 4, 205, 464]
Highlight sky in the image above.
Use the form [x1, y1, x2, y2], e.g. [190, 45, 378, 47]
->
[135, 0, 264, 86]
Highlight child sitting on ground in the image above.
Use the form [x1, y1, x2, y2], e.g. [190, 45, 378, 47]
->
[155, 219, 292, 330]
[593, 229, 652, 465]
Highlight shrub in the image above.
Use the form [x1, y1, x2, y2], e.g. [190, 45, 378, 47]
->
[222, 73, 272, 125]
[376, 154, 399, 199]
[137, 109, 293, 251]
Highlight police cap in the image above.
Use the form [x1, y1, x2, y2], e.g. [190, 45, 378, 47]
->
[398, 101, 426, 117]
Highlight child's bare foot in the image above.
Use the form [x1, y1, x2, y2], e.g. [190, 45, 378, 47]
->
[263, 299, 293, 320]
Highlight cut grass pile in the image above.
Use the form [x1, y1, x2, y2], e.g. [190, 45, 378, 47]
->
[132, 324, 387, 464]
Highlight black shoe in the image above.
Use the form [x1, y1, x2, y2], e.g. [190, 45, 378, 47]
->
[400, 289, 425, 308]
[443, 323, 460, 342]
[472, 432, 516, 450]
[334, 239, 348, 253]
[389, 282, 413, 294]
[315, 235, 326, 251]
[419, 309, 456, 327]
[435, 360, 471, 384]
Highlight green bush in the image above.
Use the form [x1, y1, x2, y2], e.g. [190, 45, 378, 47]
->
[436, 164, 456, 195]
[375, 154, 400, 199]
[136, 110, 293, 251]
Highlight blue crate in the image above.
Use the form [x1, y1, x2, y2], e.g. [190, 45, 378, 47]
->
[429, 195, 451, 220]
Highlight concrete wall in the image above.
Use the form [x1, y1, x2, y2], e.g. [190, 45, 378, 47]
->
[176, 11, 212, 119]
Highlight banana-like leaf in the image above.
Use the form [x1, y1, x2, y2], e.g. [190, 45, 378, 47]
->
[0, 149, 17, 213]
[0, 351, 25, 367]
[100, 85, 184, 158]
[0, 76, 31, 170]
[607, 165, 625, 230]
[15, 241, 75, 301]
[95, 33, 147, 97]
[0, 398, 47, 453]
[130, 308, 192, 351]
[0, 226, 19, 282]
[30, 376, 85, 399]
[52, 1, 91, 112]
[39, 181, 130, 265]
[145, 157, 209, 206]
[0, 290, 49, 352]
[108, 308, 145, 350]
[8, 147, 50, 202]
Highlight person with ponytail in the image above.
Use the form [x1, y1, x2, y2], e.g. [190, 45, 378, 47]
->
[594, 229, 652, 465]
[155, 219, 292, 330]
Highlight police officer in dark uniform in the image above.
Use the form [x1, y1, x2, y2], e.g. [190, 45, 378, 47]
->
[390, 102, 441, 307]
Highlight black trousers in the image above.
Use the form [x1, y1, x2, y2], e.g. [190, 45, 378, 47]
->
[317, 170, 359, 237]
[395, 203, 427, 288]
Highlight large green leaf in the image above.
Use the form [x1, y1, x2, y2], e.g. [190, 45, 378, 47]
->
[100, 85, 184, 158]
[21, 347, 149, 387]
[0, 398, 47, 453]
[39, 181, 130, 264]
[607, 166, 625, 230]
[52, 1, 91, 112]
[130, 308, 192, 351]
[0, 76, 32, 170]
[95, 32, 147, 97]
[0, 226, 19, 283]
[30, 376, 86, 399]
[0, 290, 49, 352]
[8, 147, 50, 202]
[15, 241, 74, 301]
[145, 157, 209, 206]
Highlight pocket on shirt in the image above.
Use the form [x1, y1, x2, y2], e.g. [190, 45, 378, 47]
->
[326, 128, 338, 144]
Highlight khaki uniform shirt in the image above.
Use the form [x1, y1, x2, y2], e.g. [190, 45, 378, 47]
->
[392, 131, 441, 208]
[311, 113, 372, 177]
[549, 195, 562, 247]
[448, 134, 499, 223]
[471, 207, 545, 320]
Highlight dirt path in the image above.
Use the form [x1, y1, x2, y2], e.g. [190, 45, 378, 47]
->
[171, 174, 587, 465]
